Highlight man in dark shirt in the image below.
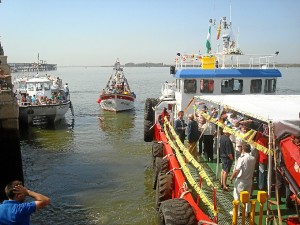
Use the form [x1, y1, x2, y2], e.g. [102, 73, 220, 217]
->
[219, 130, 234, 191]
[174, 111, 186, 144]
[186, 114, 200, 161]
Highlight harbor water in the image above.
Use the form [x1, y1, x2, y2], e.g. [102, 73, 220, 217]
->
[11, 67, 300, 224]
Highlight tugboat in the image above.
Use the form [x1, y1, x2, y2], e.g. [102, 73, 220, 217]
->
[97, 59, 136, 112]
[144, 14, 300, 225]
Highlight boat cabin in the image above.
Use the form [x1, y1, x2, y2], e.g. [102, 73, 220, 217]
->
[25, 77, 53, 98]
[164, 53, 281, 113]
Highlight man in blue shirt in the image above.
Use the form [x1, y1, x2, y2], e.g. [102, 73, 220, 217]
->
[0, 180, 50, 225]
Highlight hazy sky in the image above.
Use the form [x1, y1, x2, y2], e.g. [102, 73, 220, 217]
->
[1, 0, 299, 66]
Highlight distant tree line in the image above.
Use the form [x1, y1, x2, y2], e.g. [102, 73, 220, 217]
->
[124, 62, 168, 67]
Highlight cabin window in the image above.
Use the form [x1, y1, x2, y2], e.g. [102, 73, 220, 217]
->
[221, 79, 243, 93]
[36, 83, 43, 91]
[184, 79, 196, 93]
[264, 79, 276, 93]
[27, 83, 34, 91]
[200, 79, 214, 93]
[44, 83, 51, 90]
[250, 79, 262, 93]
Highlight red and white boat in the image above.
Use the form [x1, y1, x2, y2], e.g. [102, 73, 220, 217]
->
[97, 59, 136, 112]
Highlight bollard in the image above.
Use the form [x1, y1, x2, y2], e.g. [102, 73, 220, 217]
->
[249, 200, 256, 225]
[257, 191, 267, 225]
[232, 200, 239, 225]
[240, 191, 249, 225]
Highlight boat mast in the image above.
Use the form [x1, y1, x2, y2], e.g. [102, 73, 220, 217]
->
[36, 53, 40, 76]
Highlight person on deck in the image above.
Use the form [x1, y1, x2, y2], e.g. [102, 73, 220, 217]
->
[174, 111, 186, 144]
[230, 144, 256, 215]
[31, 95, 36, 105]
[186, 114, 200, 161]
[256, 133, 268, 191]
[0, 180, 50, 225]
[203, 119, 216, 162]
[196, 114, 206, 156]
[64, 83, 69, 100]
[220, 129, 234, 191]
[160, 107, 170, 124]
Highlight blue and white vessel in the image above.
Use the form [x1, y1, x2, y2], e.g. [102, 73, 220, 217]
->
[158, 15, 281, 116]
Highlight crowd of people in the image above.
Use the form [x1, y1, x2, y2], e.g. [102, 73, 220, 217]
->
[160, 104, 296, 213]
[15, 84, 69, 106]
[16, 92, 67, 106]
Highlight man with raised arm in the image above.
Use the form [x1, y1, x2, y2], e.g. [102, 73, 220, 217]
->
[0, 180, 51, 225]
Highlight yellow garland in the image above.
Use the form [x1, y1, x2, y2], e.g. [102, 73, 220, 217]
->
[164, 119, 214, 188]
[199, 111, 273, 156]
[163, 121, 217, 216]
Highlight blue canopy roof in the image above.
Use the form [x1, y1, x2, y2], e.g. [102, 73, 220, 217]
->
[175, 68, 282, 78]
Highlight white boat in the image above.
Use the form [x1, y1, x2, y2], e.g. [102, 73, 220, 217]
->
[15, 74, 74, 125]
[97, 59, 136, 112]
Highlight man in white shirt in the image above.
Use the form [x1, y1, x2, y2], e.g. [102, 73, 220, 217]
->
[230, 143, 256, 214]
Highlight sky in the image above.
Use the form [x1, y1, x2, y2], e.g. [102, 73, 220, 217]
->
[0, 0, 300, 66]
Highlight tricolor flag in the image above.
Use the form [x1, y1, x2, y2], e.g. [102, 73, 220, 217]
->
[216, 20, 221, 40]
[206, 25, 211, 54]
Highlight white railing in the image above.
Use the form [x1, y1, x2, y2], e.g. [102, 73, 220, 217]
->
[175, 53, 278, 70]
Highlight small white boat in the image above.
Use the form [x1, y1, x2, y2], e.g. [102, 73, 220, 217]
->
[97, 59, 136, 112]
[15, 74, 74, 125]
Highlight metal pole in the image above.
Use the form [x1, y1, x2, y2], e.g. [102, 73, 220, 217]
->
[267, 121, 272, 216]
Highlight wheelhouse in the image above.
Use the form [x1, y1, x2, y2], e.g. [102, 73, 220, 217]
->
[25, 77, 52, 97]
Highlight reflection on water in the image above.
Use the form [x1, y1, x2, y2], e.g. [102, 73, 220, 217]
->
[20, 118, 75, 151]
[98, 110, 135, 134]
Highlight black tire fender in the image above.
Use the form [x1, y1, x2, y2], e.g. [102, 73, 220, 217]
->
[152, 141, 164, 158]
[153, 157, 169, 190]
[159, 198, 197, 225]
[153, 157, 162, 189]
[155, 172, 173, 210]
[144, 98, 156, 121]
[144, 119, 154, 142]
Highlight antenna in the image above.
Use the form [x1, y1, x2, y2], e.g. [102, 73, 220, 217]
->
[37, 53, 40, 75]
[229, 0, 232, 25]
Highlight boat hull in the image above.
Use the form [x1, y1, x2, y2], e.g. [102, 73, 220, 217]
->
[99, 94, 135, 112]
[19, 101, 71, 124]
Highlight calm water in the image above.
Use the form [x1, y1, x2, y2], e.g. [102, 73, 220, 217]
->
[14, 67, 300, 225]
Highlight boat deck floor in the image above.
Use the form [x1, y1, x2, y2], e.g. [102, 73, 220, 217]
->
[186, 154, 299, 224]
